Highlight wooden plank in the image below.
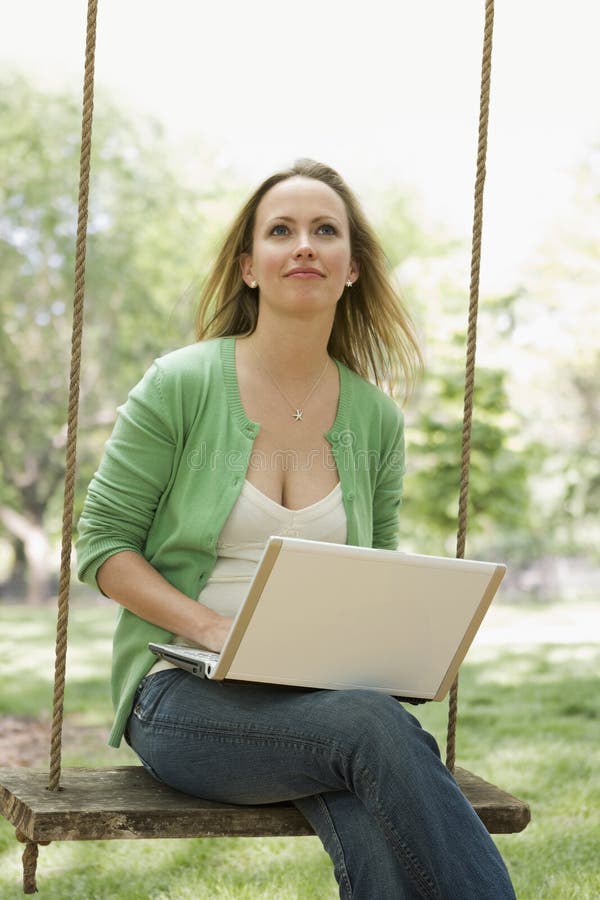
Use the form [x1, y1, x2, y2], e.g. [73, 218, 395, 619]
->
[0, 767, 313, 841]
[0, 765, 530, 842]
[454, 766, 530, 834]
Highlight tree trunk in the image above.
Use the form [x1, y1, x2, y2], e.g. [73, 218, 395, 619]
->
[0, 507, 54, 604]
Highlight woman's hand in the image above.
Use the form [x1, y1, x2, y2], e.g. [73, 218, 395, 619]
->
[201, 613, 235, 653]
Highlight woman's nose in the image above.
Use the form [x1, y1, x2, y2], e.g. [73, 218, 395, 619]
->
[293, 234, 315, 259]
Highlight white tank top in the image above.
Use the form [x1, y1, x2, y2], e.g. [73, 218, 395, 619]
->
[148, 479, 346, 674]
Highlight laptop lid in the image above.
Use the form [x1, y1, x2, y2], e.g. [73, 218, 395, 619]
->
[214, 537, 505, 700]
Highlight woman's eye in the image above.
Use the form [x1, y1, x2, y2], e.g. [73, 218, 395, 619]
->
[270, 224, 289, 236]
[317, 223, 337, 235]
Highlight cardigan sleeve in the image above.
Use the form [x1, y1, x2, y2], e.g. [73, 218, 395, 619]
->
[371, 407, 405, 550]
[76, 360, 177, 589]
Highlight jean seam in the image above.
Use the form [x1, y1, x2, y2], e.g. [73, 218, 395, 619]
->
[134, 670, 184, 713]
[135, 710, 341, 751]
[316, 793, 353, 900]
[134, 718, 340, 757]
[354, 752, 440, 900]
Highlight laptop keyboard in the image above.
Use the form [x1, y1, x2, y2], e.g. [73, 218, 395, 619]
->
[170, 645, 220, 663]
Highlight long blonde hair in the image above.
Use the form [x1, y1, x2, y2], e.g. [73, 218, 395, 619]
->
[195, 159, 422, 401]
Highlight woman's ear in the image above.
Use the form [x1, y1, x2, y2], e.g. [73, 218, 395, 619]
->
[240, 253, 254, 286]
[349, 258, 359, 283]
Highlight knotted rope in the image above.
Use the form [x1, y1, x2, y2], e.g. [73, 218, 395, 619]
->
[15, 832, 50, 896]
[445, 0, 495, 772]
[17, 0, 99, 893]
[49, 0, 98, 797]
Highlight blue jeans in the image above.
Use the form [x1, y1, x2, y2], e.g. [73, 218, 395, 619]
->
[125, 669, 516, 900]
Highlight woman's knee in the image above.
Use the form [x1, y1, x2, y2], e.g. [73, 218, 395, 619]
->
[318, 690, 439, 757]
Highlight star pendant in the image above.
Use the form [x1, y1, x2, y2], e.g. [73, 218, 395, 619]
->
[293, 409, 303, 421]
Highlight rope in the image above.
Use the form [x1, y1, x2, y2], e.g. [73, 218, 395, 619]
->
[20, 839, 39, 895]
[19, 2, 97, 890]
[48, 0, 98, 792]
[15, 831, 50, 894]
[445, 0, 495, 773]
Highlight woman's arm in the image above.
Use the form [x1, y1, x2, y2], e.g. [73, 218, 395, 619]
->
[97, 550, 233, 653]
[78, 359, 233, 652]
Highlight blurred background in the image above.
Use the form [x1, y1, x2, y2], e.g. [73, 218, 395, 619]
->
[1, 0, 598, 605]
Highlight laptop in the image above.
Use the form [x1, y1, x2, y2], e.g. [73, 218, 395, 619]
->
[149, 537, 505, 702]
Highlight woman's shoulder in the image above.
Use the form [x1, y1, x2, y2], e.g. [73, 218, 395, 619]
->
[126, 338, 228, 418]
[153, 337, 226, 378]
[337, 360, 404, 427]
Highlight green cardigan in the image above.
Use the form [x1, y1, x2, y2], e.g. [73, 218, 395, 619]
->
[76, 336, 405, 747]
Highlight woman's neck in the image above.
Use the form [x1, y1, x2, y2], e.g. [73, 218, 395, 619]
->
[242, 320, 333, 382]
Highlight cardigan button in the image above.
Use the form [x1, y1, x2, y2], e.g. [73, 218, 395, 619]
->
[347, 491, 355, 501]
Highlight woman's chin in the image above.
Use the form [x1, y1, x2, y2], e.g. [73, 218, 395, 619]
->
[257, 293, 335, 319]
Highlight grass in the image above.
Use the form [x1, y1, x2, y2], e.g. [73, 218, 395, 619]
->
[1, 600, 599, 899]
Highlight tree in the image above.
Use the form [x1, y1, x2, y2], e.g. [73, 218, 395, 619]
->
[488, 146, 600, 560]
[0, 75, 234, 602]
[398, 367, 536, 558]
[372, 199, 537, 558]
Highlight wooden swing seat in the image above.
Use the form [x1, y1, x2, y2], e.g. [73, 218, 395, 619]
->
[0, 765, 530, 842]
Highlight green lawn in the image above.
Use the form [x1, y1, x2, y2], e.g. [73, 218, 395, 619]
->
[1, 601, 598, 899]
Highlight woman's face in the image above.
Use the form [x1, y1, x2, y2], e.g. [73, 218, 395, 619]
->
[241, 176, 359, 321]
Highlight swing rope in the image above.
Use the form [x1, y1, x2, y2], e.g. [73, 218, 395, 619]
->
[17, 1, 98, 890]
[17, 0, 495, 891]
[48, 0, 98, 796]
[445, 0, 495, 773]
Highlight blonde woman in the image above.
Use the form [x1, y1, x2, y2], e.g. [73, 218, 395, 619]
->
[77, 160, 515, 899]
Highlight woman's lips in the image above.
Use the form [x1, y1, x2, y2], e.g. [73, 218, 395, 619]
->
[285, 269, 324, 278]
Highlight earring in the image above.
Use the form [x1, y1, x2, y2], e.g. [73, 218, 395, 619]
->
[249, 280, 257, 288]
[346, 280, 353, 288]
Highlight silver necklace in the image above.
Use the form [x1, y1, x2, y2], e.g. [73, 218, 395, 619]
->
[250, 344, 330, 422]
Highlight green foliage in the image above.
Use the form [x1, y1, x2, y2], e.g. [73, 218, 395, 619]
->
[371, 196, 540, 558]
[500, 147, 600, 560]
[399, 365, 536, 555]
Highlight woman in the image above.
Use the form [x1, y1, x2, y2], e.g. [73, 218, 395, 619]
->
[77, 159, 515, 899]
